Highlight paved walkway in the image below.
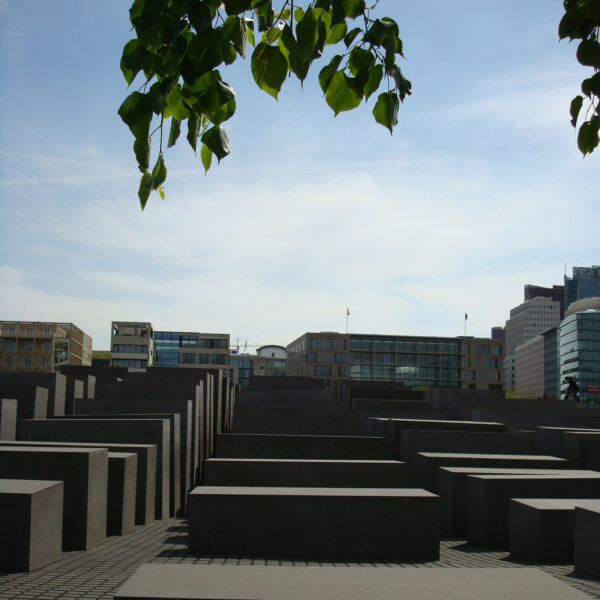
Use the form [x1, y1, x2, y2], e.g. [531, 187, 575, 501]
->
[1, 518, 599, 599]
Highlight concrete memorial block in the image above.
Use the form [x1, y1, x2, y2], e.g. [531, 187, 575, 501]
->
[203, 458, 406, 488]
[64, 378, 84, 415]
[215, 433, 386, 460]
[351, 398, 435, 412]
[0, 479, 63, 572]
[0, 446, 107, 550]
[107, 452, 137, 536]
[509, 498, 600, 562]
[113, 565, 592, 600]
[574, 506, 600, 576]
[439, 467, 594, 538]
[535, 426, 600, 457]
[189, 486, 439, 560]
[387, 418, 506, 462]
[0, 384, 48, 419]
[416, 452, 568, 492]
[0, 439, 155, 526]
[0, 398, 17, 441]
[401, 430, 534, 484]
[53, 413, 181, 517]
[18, 417, 170, 520]
[563, 431, 600, 470]
[0, 372, 66, 416]
[467, 473, 600, 549]
[87, 384, 199, 491]
[359, 411, 446, 435]
[367, 417, 389, 440]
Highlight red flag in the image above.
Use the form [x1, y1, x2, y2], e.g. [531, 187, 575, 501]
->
[465, 313, 468, 320]
[347, 307, 350, 316]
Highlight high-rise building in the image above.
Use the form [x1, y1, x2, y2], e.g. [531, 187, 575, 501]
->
[564, 265, 600, 311]
[558, 310, 600, 403]
[0, 321, 92, 372]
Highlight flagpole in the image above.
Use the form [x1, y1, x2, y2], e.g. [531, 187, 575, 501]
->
[346, 307, 350, 334]
[464, 312, 467, 337]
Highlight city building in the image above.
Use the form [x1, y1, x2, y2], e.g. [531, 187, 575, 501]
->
[491, 326, 505, 340]
[0, 321, 92, 372]
[287, 332, 503, 390]
[524, 283, 565, 319]
[504, 296, 561, 390]
[154, 331, 229, 368]
[256, 345, 287, 377]
[558, 310, 600, 404]
[515, 335, 545, 398]
[564, 265, 600, 312]
[542, 327, 559, 398]
[110, 321, 154, 370]
[565, 296, 600, 317]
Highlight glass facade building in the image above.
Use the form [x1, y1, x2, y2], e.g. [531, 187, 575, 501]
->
[154, 331, 229, 368]
[564, 265, 600, 311]
[559, 311, 600, 404]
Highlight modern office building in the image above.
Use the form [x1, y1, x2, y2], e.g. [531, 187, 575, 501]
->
[0, 321, 92, 372]
[154, 331, 229, 368]
[558, 310, 600, 403]
[110, 321, 154, 370]
[542, 327, 559, 398]
[565, 296, 600, 317]
[515, 335, 545, 398]
[491, 326, 505, 340]
[564, 265, 600, 312]
[287, 332, 503, 390]
[504, 296, 561, 390]
[524, 283, 565, 319]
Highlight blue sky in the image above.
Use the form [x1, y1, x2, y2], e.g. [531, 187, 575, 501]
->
[0, 1, 597, 351]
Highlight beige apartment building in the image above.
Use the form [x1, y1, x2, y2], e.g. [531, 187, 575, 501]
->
[110, 321, 154, 370]
[462, 337, 505, 390]
[0, 321, 92, 372]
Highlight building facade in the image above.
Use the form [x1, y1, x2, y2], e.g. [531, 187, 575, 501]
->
[154, 331, 229, 369]
[524, 283, 565, 319]
[110, 321, 154, 370]
[515, 335, 545, 398]
[286, 332, 348, 379]
[558, 310, 600, 404]
[542, 327, 559, 398]
[564, 265, 600, 312]
[462, 337, 504, 391]
[0, 321, 92, 372]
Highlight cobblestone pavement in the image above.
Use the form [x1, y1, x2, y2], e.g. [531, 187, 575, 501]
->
[1, 518, 599, 599]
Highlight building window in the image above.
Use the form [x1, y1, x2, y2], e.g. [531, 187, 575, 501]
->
[6, 356, 15, 366]
[335, 353, 346, 363]
[315, 365, 331, 376]
[24, 341, 33, 351]
[26, 327, 34, 336]
[310, 339, 319, 349]
[6, 341, 15, 351]
[112, 358, 147, 368]
[42, 342, 51, 352]
[321, 339, 336, 349]
[112, 344, 147, 353]
[473, 344, 490, 355]
[43, 328, 52, 336]
[24, 357, 32, 366]
[305, 352, 316, 362]
[339, 366, 347, 377]
[8, 327, 16, 335]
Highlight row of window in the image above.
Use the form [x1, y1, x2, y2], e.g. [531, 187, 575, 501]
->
[112, 359, 147, 368]
[112, 344, 147, 354]
[1, 341, 52, 352]
[2, 327, 53, 336]
[350, 339, 461, 353]
[305, 352, 346, 363]
[310, 339, 339, 350]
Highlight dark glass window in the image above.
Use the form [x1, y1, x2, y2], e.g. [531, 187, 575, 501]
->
[315, 365, 331, 376]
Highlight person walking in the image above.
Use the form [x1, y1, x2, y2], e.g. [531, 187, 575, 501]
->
[564, 376, 579, 401]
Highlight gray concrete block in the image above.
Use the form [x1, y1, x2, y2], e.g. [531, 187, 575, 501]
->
[0, 384, 48, 419]
[18, 418, 170, 520]
[0, 398, 17, 441]
[0, 446, 107, 550]
[0, 479, 63, 572]
[563, 431, 600, 470]
[509, 498, 600, 562]
[113, 565, 592, 600]
[387, 418, 506, 463]
[401, 430, 534, 484]
[107, 452, 137, 536]
[467, 473, 600, 549]
[64, 378, 84, 415]
[0, 372, 66, 416]
[0, 440, 155, 526]
[52, 413, 181, 517]
[215, 433, 386, 460]
[416, 452, 568, 492]
[188, 486, 439, 560]
[574, 506, 600, 576]
[439, 467, 593, 538]
[203, 458, 405, 488]
[535, 426, 600, 457]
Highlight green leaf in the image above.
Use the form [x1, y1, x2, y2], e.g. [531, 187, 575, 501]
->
[372, 91, 399, 134]
[325, 71, 363, 115]
[224, 0, 252, 14]
[168, 118, 181, 147]
[157, 185, 165, 200]
[201, 125, 231, 161]
[577, 39, 600, 68]
[138, 154, 168, 210]
[149, 82, 167, 114]
[246, 19, 256, 46]
[326, 22, 347, 45]
[133, 134, 151, 173]
[200, 143, 212, 174]
[118, 91, 153, 140]
[296, 7, 320, 61]
[138, 173, 152, 210]
[318, 54, 343, 93]
[251, 42, 288, 99]
[348, 47, 374, 76]
[389, 65, 412, 101]
[577, 118, 600, 156]
[120, 39, 143, 85]
[363, 63, 383, 100]
[343, 0, 366, 19]
[187, 112, 201, 152]
[223, 15, 248, 58]
[570, 95, 584, 127]
[364, 17, 399, 46]
[344, 27, 361, 48]
[164, 85, 190, 120]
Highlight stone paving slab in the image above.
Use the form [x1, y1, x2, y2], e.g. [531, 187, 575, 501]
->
[0, 518, 599, 600]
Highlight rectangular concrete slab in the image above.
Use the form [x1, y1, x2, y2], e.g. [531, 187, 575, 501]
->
[0, 372, 66, 417]
[113, 565, 592, 600]
[0, 398, 17, 441]
[417, 452, 568, 492]
[563, 431, 600, 470]
[188, 486, 439, 560]
[535, 426, 600, 457]
[510, 498, 600, 562]
[0, 440, 155, 526]
[438, 467, 595, 538]
[574, 506, 600, 576]
[0, 446, 107, 550]
[107, 452, 137, 537]
[0, 384, 48, 419]
[215, 433, 386, 460]
[203, 458, 405, 488]
[0, 479, 63, 572]
[467, 473, 600, 549]
[18, 417, 170, 519]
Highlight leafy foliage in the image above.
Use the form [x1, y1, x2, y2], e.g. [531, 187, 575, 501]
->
[119, 0, 410, 209]
[559, 0, 600, 156]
